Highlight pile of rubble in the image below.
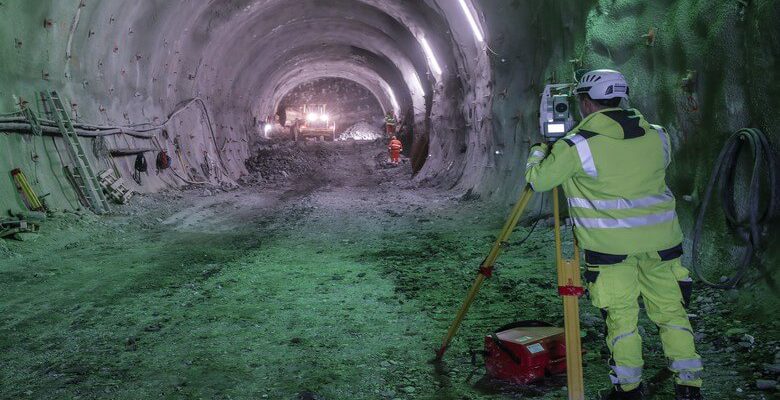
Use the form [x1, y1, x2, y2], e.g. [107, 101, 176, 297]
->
[243, 141, 327, 184]
[338, 121, 383, 141]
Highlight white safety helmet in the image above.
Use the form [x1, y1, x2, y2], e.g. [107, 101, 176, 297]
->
[575, 69, 630, 100]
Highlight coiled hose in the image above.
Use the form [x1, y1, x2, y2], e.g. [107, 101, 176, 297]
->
[691, 128, 778, 288]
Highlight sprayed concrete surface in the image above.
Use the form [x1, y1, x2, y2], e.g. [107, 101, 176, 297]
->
[1, 142, 776, 400]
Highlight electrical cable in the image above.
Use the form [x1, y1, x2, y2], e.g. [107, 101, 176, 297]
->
[691, 128, 778, 288]
[127, 97, 229, 175]
[509, 192, 545, 248]
[2, 98, 228, 179]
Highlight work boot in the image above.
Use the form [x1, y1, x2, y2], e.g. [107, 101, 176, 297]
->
[675, 384, 703, 400]
[599, 384, 644, 400]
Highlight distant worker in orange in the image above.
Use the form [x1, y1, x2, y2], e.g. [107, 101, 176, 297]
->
[385, 111, 397, 137]
[388, 136, 403, 165]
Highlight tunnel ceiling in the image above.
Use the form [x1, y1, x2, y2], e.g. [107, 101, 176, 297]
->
[75, 0, 480, 121]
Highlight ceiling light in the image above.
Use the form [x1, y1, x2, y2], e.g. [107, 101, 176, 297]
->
[420, 37, 442, 77]
[412, 73, 425, 96]
[384, 83, 400, 114]
[458, 0, 484, 43]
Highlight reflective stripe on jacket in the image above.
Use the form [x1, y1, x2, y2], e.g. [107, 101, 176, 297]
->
[524, 108, 683, 254]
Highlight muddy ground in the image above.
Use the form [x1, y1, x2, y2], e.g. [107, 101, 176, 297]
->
[0, 141, 777, 399]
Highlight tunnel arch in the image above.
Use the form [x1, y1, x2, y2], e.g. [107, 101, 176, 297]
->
[271, 70, 395, 118]
[62, 0, 492, 185]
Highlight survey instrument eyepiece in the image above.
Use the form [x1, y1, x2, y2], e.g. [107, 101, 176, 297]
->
[539, 84, 575, 143]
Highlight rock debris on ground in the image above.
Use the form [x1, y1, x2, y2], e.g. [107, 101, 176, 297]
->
[0, 141, 776, 400]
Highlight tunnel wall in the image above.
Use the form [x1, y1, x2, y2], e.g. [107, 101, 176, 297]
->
[0, 1, 236, 216]
[1, 0, 777, 309]
[482, 0, 779, 313]
[0, 0, 478, 214]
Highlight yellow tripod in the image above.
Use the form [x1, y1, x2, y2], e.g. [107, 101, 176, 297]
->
[435, 184, 585, 400]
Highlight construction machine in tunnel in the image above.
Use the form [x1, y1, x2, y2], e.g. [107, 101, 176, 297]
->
[0, 1, 778, 399]
[286, 104, 338, 142]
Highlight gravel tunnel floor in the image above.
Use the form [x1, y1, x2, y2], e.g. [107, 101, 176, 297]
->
[0, 141, 774, 399]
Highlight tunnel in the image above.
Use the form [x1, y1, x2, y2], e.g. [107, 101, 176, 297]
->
[0, 1, 778, 399]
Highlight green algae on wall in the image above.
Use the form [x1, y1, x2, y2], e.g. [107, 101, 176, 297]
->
[581, 0, 779, 291]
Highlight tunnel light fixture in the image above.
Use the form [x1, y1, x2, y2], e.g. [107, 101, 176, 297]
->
[412, 73, 426, 96]
[419, 37, 443, 77]
[384, 83, 400, 114]
[457, 0, 484, 43]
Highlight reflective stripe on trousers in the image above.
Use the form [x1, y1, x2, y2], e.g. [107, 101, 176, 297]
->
[568, 189, 674, 210]
[609, 365, 643, 385]
[569, 134, 598, 177]
[670, 358, 703, 382]
[671, 358, 703, 370]
[660, 323, 694, 336]
[573, 210, 677, 229]
[611, 329, 637, 347]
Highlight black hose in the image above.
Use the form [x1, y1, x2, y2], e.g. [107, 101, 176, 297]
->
[691, 128, 778, 288]
[509, 193, 545, 247]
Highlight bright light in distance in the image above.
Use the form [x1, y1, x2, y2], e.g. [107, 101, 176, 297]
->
[264, 123, 272, 134]
[547, 123, 566, 134]
[319, 114, 329, 122]
[457, 0, 484, 43]
[420, 37, 442, 77]
[306, 113, 319, 122]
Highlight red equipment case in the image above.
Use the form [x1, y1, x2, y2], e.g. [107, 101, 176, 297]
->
[484, 321, 568, 384]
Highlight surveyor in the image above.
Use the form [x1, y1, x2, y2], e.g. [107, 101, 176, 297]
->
[388, 136, 403, 165]
[524, 70, 703, 400]
[385, 111, 397, 137]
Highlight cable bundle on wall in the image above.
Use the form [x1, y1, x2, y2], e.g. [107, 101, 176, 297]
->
[691, 128, 778, 288]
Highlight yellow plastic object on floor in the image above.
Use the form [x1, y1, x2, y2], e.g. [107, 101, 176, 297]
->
[11, 168, 45, 211]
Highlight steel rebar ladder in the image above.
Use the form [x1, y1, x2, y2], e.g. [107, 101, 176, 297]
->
[42, 90, 110, 214]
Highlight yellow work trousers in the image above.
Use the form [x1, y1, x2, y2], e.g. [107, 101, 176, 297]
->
[585, 251, 703, 391]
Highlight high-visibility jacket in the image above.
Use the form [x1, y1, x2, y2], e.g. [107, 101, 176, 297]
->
[385, 115, 397, 126]
[525, 108, 683, 255]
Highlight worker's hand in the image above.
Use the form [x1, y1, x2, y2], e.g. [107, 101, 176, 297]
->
[526, 143, 548, 172]
[529, 143, 549, 156]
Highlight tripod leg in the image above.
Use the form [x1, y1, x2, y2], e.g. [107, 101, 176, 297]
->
[435, 185, 535, 359]
[553, 187, 585, 400]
